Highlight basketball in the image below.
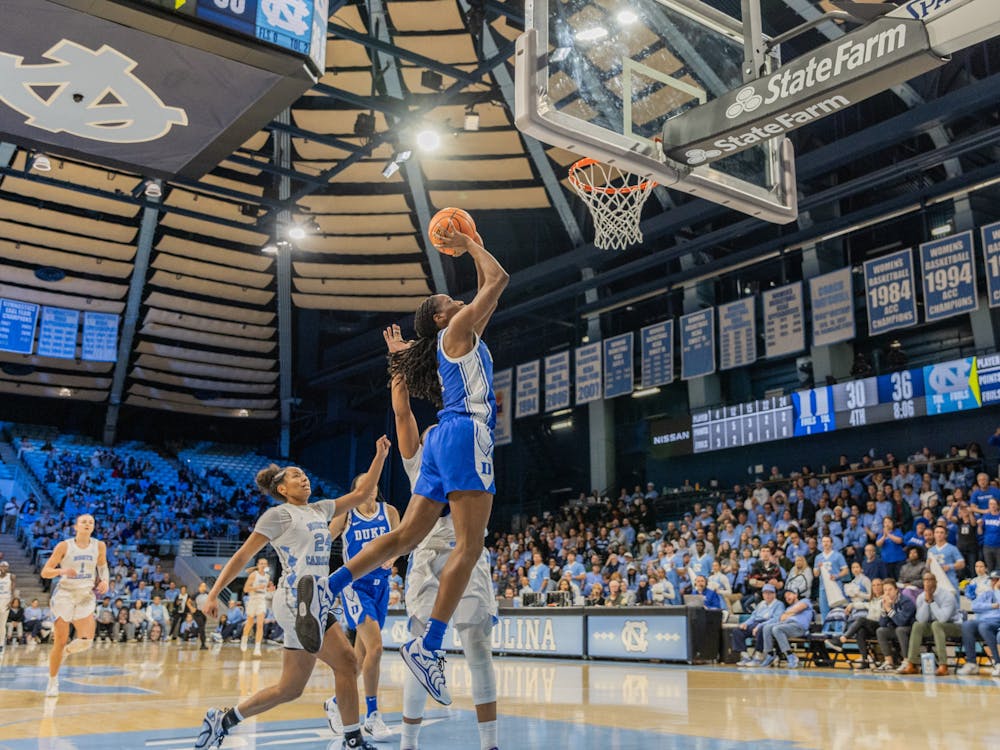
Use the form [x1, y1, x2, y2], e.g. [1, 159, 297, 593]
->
[428, 207, 476, 255]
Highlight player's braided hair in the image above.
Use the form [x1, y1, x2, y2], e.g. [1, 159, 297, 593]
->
[388, 296, 442, 408]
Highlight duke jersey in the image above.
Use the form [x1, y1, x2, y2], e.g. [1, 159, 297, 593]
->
[342, 503, 392, 583]
[437, 329, 496, 428]
[56, 538, 100, 592]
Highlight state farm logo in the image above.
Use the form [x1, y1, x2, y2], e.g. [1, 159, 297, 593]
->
[726, 87, 764, 119]
[683, 148, 721, 166]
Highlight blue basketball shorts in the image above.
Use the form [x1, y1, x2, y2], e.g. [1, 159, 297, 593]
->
[413, 417, 495, 503]
[342, 575, 389, 629]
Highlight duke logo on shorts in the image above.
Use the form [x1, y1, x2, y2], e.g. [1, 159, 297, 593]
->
[341, 503, 392, 629]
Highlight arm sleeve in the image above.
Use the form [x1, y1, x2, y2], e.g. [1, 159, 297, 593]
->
[253, 506, 291, 541]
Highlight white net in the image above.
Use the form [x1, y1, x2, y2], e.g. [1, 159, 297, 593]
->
[568, 159, 656, 250]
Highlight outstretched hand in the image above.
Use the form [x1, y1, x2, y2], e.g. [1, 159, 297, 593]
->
[375, 435, 392, 460]
[433, 225, 482, 257]
[383, 324, 412, 354]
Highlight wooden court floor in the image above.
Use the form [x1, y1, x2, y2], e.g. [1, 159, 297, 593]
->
[1, 641, 998, 749]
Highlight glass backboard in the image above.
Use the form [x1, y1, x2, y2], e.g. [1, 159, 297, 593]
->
[515, 0, 798, 224]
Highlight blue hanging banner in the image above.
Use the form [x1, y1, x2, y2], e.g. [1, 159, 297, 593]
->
[809, 268, 856, 347]
[81, 312, 119, 362]
[575, 342, 603, 404]
[762, 282, 805, 358]
[919, 231, 978, 322]
[640, 320, 673, 389]
[603, 333, 634, 398]
[515, 360, 541, 418]
[983, 221, 1000, 308]
[863, 248, 918, 335]
[37, 306, 80, 359]
[494, 368, 513, 445]
[0, 298, 39, 355]
[717, 298, 756, 370]
[680, 308, 715, 380]
[544, 351, 571, 413]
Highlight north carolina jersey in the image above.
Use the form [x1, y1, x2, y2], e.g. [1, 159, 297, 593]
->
[56, 538, 100, 592]
[246, 571, 270, 597]
[0, 575, 11, 599]
[342, 503, 392, 583]
[437, 329, 496, 428]
[254, 500, 339, 596]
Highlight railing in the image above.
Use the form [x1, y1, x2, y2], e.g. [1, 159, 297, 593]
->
[178, 539, 242, 557]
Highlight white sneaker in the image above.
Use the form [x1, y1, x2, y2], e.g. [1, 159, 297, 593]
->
[992, 663, 1000, 677]
[240, 635, 248, 652]
[194, 707, 229, 749]
[324, 698, 343, 735]
[400, 637, 451, 706]
[957, 662, 979, 676]
[364, 710, 392, 741]
[45, 677, 59, 698]
[253, 646, 262, 657]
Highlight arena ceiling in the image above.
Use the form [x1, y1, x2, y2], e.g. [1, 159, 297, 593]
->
[0, 0, 999, 432]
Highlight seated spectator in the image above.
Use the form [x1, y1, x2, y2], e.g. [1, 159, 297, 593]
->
[825, 578, 885, 668]
[586, 583, 605, 607]
[690, 575, 723, 610]
[964, 560, 991, 603]
[23, 598, 43, 644]
[743, 548, 783, 611]
[179, 613, 200, 641]
[898, 546, 927, 591]
[127, 600, 148, 641]
[634, 576, 652, 605]
[649, 569, 675, 605]
[785, 556, 812, 599]
[147, 596, 168, 640]
[707, 560, 733, 609]
[875, 578, 916, 670]
[605, 578, 630, 607]
[757, 588, 813, 668]
[898, 572, 961, 675]
[861, 543, 889, 581]
[6, 597, 24, 645]
[114, 601, 130, 642]
[958, 569, 1000, 676]
[734, 584, 785, 666]
[96, 597, 116, 641]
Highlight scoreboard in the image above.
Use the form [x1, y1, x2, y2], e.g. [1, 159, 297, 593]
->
[653, 355, 995, 456]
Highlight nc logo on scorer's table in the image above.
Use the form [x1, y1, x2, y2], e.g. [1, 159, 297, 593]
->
[0, 40, 187, 143]
[620, 620, 649, 654]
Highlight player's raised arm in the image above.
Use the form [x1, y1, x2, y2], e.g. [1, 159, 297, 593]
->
[384, 325, 421, 460]
[330, 436, 391, 518]
[436, 228, 508, 348]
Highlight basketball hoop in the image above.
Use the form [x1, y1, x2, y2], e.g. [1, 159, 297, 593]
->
[567, 158, 657, 251]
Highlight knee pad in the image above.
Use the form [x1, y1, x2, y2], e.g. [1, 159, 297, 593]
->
[458, 623, 496, 706]
[402, 669, 429, 719]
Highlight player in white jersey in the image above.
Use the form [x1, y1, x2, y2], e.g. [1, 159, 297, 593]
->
[382, 324, 500, 750]
[296, 228, 507, 708]
[41, 514, 109, 697]
[0, 561, 14, 653]
[241, 557, 274, 656]
[194, 437, 390, 750]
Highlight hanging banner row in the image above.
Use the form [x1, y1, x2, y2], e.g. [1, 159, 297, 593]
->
[0, 298, 120, 362]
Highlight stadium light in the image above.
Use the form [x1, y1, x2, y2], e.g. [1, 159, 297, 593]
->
[416, 128, 441, 151]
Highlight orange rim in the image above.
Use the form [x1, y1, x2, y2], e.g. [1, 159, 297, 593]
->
[568, 157, 657, 195]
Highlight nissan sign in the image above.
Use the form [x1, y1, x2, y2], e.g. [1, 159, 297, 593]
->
[662, 18, 945, 167]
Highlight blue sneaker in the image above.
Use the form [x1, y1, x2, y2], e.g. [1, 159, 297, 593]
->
[786, 653, 800, 669]
[401, 637, 451, 706]
[295, 575, 327, 654]
[194, 707, 228, 749]
[758, 653, 777, 668]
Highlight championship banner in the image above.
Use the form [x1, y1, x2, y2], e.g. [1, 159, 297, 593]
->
[863, 248, 918, 335]
[37, 306, 80, 359]
[544, 351, 571, 412]
[0, 298, 39, 355]
[575, 342, 603, 404]
[680, 308, 715, 380]
[494, 368, 513, 445]
[515, 360, 540, 418]
[762, 282, 805, 358]
[809, 268, 856, 347]
[983, 221, 1000, 308]
[717, 298, 756, 370]
[919, 230, 978, 321]
[603, 333, 634, 398]
[640, 320, 673, 388]
[81, 312, 119, 362]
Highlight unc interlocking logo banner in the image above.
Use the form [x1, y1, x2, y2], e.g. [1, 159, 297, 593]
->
[391, 619, 408, 643]
[620, 620, 649, 654]
[260, 0, 311, 35]
[0, 40, 188, 143]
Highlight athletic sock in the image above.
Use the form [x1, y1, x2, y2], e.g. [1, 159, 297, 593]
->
[401, 721, 421, 749]
[423, 618, 447, 652]
[365, 695, 378, 717]
[343, 725, 363, 748]
[478, 719, 498, 750]
[328, 567, 354, 598]
[222, 706, 244, 731]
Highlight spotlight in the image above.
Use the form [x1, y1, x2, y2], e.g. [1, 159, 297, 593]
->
[616, 9, 639, 25]
[416, 129, 441, 151]
[58, 387, 73, 398]
[631, 387, 660, 399]
[931, 222, 952, 237]
[576, 27, 609, 42]
[420, 70, 443, 91]
[464, 107, 480, 132]
[29, 153, 51, 172]
[353, 112, 376, 139]
[143, 180, 162, 198]
[261, 244, 278, 255]
[288, 225, 307, 240]
[551, 418, 574, 431]
[236, 408, 251, 417]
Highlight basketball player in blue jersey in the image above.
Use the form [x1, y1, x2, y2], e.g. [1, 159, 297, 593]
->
[324, 480, 399, 741]
[296, 226, 508, 707]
